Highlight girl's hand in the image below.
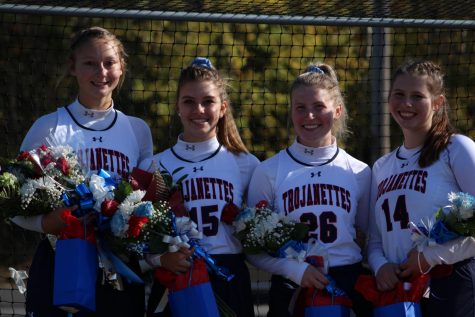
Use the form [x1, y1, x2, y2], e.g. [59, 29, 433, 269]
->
[300, 265, 329, 289]
[41, 206, 78, 235]
[160, 248, 194, 274]
[399, 248, 431, 279]
[375, 262, 400, 291]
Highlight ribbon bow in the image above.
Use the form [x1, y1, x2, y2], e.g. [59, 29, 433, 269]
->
[9, 267, 28, 294]
[89, 170, 116, 211]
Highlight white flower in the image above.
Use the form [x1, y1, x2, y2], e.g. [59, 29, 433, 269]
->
[448, 192, 475, 220]
[124, 190, 146, 204]
[89, 174, 115, 211]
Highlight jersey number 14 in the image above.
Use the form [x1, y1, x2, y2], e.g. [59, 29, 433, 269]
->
[381, 195, 410, 232]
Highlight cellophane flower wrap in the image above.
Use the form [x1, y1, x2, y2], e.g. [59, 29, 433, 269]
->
[233, 200, 309, 259]
[0, 144, 84, 219]
[410, 191, 475, 249]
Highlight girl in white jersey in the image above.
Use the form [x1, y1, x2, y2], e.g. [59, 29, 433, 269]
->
[12, 27, 153, 317]
[247, 63, 372, 317]
[368, 60, 475, 317]
[147, 57, 259, 317]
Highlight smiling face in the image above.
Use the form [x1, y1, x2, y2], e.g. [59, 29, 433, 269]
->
[291, 85, 342, 148]
[389, 73, 443, 147]
[70, 38, 124, 110]
[177, 80, 227, 142]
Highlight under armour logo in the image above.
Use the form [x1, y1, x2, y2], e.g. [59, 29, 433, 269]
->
[304, 149, 314, 155]
[311, 171, 322, 178]
[401, 162, 409, 168]
[185, 145, 196, 151]
[193, 166, 204, 172]
[92, 137, 103, 142]
[84, 111, 94, 118]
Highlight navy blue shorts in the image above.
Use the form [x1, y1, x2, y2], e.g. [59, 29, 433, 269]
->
[428, 258, 475, 317]
[267, 262, 373, 317]
[147, 253, 255, 317]
[26, 238, 145, 317]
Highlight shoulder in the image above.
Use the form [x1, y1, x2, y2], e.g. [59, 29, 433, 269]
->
[250, 153, 280, 178]
[338, 148, 371, 175]
[372, 148, 397, 172]
[125, 115, 151, 132]
[234, 151, 260, 168]
[20, 111, 59, 151]
[32, 111, 58, 126]
[445, 134, 475, 165]
[153, 147, 172, 162]
[448, 134, 475, 150]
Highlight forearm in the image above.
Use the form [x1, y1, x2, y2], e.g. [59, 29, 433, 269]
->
[423, 236, 475, 266]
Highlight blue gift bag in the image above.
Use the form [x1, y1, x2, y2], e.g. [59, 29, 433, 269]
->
[53, 238, 98, 312]
[374, 302, 422, 317]
[305, 305, 351, 317]
[168, 282, 220, 317]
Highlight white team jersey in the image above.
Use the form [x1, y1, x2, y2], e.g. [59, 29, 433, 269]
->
[372, 145, 460, 264]
[53, 106, 140, 180]
[273, 147, 363, 266]
[156, 145, 244, 255]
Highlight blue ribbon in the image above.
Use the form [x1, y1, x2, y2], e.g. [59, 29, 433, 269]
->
[275, 240, 306, 259]
[97, 235, 144, 284]
[62, 183, 94, 217]
[97, 169, 117, 188]
[430, 220, 460, 244]
[191, 57, 213, 69]
[95, 214, 111, 232]
[324, 275, 346, 297]
[190, 241, 234, 282]
[170, 213, 234, 282]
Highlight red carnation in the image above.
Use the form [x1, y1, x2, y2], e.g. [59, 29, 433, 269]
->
[255, 200, 269, 209]
[101, 199, 119, 217]
[56, 156, 70, 175]
[38, 145, 49, 152]
[127, 215, 149, 238]
[41, 155, 54, 167]
[221, 202, 239, 225]
[16, 151, 30, 161]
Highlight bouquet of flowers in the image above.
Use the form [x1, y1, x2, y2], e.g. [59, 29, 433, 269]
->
[0, 144, 85, 219]
[73, 167, 174, 256]
[233, 200, 309, 259]
[52, 167, 167, 312]
[410, 191, 475, 249]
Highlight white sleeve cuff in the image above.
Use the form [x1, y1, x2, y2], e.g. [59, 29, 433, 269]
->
[10, 215, 44, 233]
[283, 261, 310, 285]
[422, 237, 475, 266]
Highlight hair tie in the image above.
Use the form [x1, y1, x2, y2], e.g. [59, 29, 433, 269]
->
[306, 65, 325, 75]
[191, 57, 213, 69]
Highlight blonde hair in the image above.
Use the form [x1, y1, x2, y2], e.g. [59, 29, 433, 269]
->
[177, 61, 249, 154]
[390, 59, 456, 167]
[57, 26, 127, 89]
[290, 62, 349, 140]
